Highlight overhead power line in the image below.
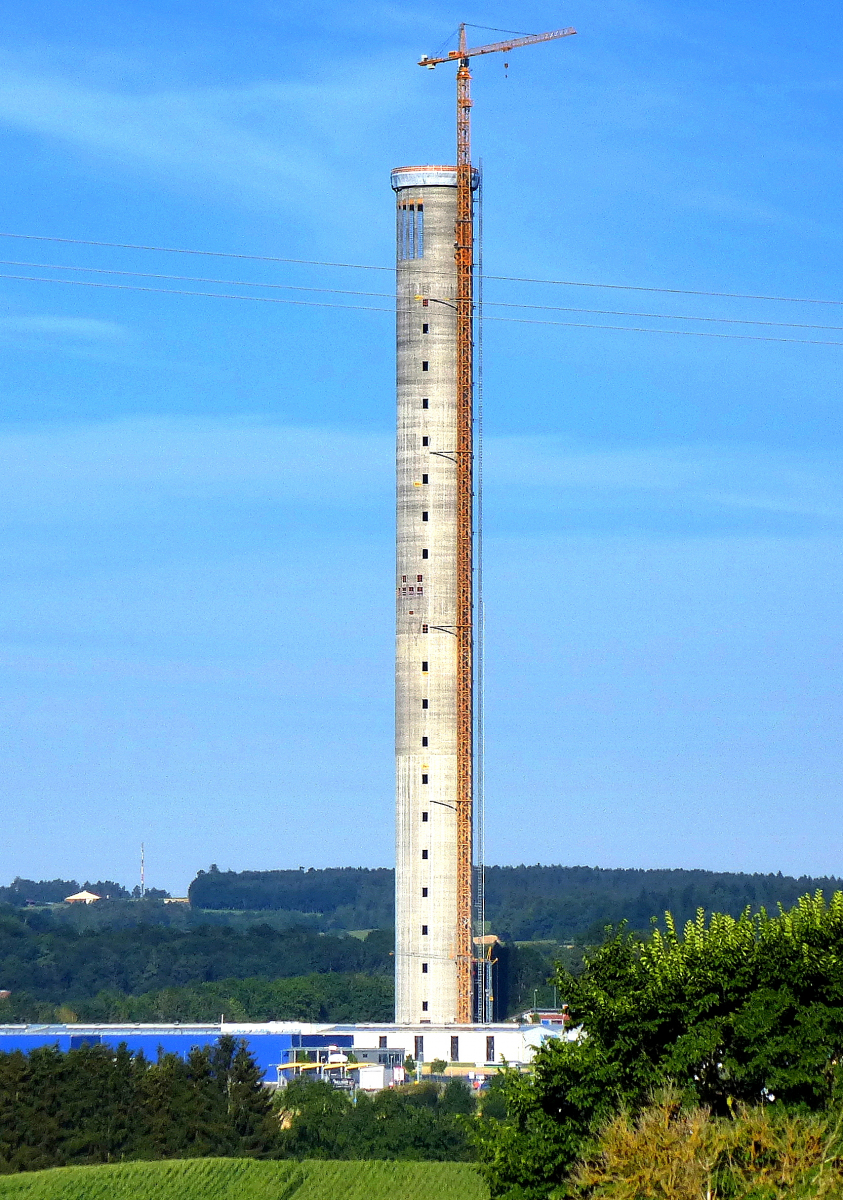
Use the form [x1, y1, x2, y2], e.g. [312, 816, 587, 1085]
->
[0, 231, 840, 308]
[3, 271, 842, 346]
[2, 259, 843, 334]
[0, 259, 392, 301]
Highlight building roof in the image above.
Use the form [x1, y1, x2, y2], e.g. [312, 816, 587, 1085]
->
[63, 890, 101, 903]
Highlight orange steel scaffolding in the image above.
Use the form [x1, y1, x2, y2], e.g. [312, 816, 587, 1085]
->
[419, 23, 576, 1024]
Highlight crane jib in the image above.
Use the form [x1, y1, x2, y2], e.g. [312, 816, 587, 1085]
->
[418, 27, 576, 68]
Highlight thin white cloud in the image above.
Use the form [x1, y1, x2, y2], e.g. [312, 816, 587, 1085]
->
[0, 417, 839, 529]
[0, 315, 128, 340]
[485, 436, 843, 524]
[0, 52, 417, 213]
[0, 417, 392, 520]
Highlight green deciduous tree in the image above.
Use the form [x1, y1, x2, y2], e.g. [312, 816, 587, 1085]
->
[275, 1077, 476, 1161]
[477, 892, 843, 1200]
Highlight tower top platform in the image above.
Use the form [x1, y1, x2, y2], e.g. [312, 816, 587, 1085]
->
[391, 165, 479, 190]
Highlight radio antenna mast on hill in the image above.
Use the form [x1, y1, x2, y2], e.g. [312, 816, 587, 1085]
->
[419, 23, 576, 1024]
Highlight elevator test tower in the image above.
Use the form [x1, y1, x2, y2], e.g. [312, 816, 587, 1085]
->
[392, 24, 576, 1026]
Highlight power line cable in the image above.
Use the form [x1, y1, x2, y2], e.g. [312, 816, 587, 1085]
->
[3, 258, 842, 333]
[0, 259, 393, 301]
[0, 232, 395, 274]
[2, 270, 842, 346]
[488, 299, 843, 333]
[0, 232, 840, 307]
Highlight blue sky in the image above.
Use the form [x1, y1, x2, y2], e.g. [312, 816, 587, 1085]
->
[1, 0, 842, 894]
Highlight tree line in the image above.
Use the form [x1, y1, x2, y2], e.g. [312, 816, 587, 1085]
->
[0, 878, 170, 905]
[0, 910, 391, 998]
[5, 891, 843, 1193]
[0, 1036, 276, 1173]
[0, 909, 393, 1022]
[187, 863, 843, 941]
[0, 1041, 479, 1175]
[276, 1077, 477, 1161]
[0, 904, 561, 1022]
[8, 864, 840, 943]
[0, 973, 393, 1026]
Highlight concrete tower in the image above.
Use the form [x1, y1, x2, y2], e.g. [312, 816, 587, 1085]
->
[392, 165, 464, 1026]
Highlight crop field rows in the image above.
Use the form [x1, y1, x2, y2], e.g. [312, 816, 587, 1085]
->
[0, 1158, 489, 1200]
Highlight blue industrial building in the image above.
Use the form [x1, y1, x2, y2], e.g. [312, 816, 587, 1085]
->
[0, 1024, 356, 1078]
[0, 1019, 564, 1085]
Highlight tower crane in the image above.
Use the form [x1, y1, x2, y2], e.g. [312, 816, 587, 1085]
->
[419, 24, 576, 1024]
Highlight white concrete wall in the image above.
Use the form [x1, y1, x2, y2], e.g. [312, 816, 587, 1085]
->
[343, 1022, 568, 1067]
[393, 167, 460, 1026]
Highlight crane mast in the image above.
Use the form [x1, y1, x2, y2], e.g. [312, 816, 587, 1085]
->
[420, 22, 576, 1024]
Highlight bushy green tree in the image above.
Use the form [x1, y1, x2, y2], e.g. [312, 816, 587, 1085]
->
[477, 892, 843, 1200]
[276, 1076, 476, 1161]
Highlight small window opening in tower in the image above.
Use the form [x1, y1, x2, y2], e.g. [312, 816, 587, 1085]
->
[422, 436, 429, 446]
[422, 962, 428, 972]
[422, 549, 428, 559]
[417, 575, 423, 582]
[422, 1000, 429, 1010]
[422, 323, 429, 333]
[422, 361, 429, 372]
[421, 699, 428, 709]
[422, 474, 428, 483]
[421, 849, 428, 859]
[422, 811, 429, 821]
[421, 736, 428, 746]
[421, 774, 428, 784]
[422, 887, 428, 897]
[422, 625, 428, 633]
[422, 925, 428, 935]
[422, 511, 429, 521]
[422, 661, 428, 672]
[422, 398, 429, 409]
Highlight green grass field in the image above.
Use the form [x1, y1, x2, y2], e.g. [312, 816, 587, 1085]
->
[0, 1158, 488, 1200]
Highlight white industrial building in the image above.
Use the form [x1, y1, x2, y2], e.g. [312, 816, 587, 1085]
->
[0, 1019, 574, 1091]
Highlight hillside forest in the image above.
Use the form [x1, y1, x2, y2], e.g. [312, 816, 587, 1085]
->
[1, 864, 840, 1024]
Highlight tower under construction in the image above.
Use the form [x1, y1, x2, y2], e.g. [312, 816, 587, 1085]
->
[392, 165, 477, 1025]
[393, 25, 576, 1027]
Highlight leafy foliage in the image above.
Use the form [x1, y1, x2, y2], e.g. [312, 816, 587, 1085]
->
[561, 891, 843, 1113]
[276, 1078, 477, 1161]
[572, 1092, 843, 1199]
[0, 1158, 488, 1200]
[477, 892, 843, 1200]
